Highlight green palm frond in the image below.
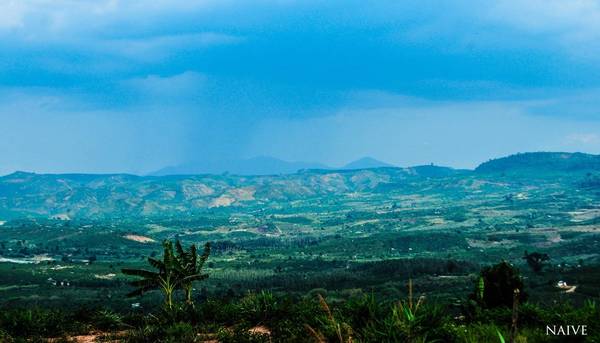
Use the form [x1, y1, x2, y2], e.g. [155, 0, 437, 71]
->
[175, 240, 186, 258]
[401, 305, 415, 322]
[147, 257, 165, 270]
[198, 242, 210, 268]
[126, 284, 156, 297]
[161, 240, 176, 267]
[496, 329, 505, 343]
[122, 268, 158, 278]
[181, 273, 209, 283]
[188, 244, 197, 270]
[129, 278, 159, 288]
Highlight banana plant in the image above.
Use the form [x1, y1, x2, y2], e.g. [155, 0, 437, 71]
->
[122, 240, 180, 310]
[175, 240, 211, 306]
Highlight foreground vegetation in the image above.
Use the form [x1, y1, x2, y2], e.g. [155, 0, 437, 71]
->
[2, 291, 599, 342]
[1, 240, 598, 342]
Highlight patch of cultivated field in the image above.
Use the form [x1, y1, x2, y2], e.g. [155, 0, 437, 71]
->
[569, 208, 600, 222]
[123, 234, 156, 243]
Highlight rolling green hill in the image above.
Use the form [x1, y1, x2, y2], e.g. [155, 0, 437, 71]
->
[476, 152, 600, 173]
[0, 166, 458, 219]
[2, 152, 599, 220]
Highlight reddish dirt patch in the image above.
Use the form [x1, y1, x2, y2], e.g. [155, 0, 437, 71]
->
[123, 234, 155, 243]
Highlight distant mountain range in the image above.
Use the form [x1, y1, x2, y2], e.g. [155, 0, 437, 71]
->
[341, 157, 395, 170]
[1, 152, 599, 219]
[152, 156, 329, 176]
[152, 156, 396, 176]
[153, 152, 600, 177]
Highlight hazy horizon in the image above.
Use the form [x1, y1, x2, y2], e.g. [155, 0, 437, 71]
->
[2, 1, 600, 175]
[2, 151, 599, 178]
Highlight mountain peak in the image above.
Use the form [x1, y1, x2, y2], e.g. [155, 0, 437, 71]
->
[342, 157, 395, 170]
[151, 156, 329, 176]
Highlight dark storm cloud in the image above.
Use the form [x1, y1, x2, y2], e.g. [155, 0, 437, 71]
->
[2, 0, 600, 174]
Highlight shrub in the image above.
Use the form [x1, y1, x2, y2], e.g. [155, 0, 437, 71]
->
[522, 251, 550, 273]
[196, 299, 239, 325]
[0, 329, 14, 343]
[91, 309, 123, 331]
[164, 322, 197, 343]
[0, 308, 86, 338]
[123, 324, 164, 343]
[456, 323, 508, 343]
[470, 261, 527, 309]
[238, 291, 279, 324]
[305, 294, 354, 343]
[338, 293, 384, 331]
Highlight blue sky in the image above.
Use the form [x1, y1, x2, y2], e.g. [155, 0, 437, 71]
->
[2, 0, 600, 174]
